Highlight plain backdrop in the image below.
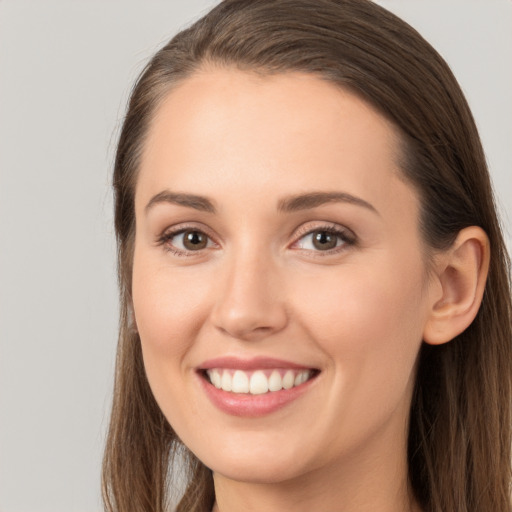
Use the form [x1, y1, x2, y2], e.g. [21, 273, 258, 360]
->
[0, 1, 510, 511]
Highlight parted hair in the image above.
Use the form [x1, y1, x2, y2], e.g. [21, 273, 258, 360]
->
[102, 1, 512, 511]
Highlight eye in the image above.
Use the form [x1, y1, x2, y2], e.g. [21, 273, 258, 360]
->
[159, 228, 216, 255]
[292, 225, 355, 253]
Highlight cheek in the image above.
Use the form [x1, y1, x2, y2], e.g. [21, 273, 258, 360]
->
[287, 259, 427, 452]
[131, 256, 213, 425]
[292, 256, 427, 390]
[131, 260, 210, 360]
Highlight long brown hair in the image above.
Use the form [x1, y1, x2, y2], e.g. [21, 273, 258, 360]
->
[102, 1, 512, 510]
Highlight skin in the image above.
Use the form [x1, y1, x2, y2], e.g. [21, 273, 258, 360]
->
[131, 69, 488, 511]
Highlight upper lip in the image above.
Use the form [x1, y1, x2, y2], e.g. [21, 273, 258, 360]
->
[197, 356, 316, 371]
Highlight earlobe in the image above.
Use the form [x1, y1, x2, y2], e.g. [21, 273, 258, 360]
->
[423, 226, 490, 345]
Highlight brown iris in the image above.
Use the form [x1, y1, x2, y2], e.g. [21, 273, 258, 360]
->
[182, 230, 208, 250]
[312, 230, 338, 250]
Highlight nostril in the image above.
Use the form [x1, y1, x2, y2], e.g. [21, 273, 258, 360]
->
[211, 303, 288, 341]
[215, 324, 278, 342]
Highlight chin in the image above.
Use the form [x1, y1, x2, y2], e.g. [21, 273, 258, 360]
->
[211, 460, 302, 485]
[201, 442, 308, 484]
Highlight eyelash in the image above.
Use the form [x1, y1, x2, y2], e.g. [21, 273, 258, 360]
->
[156, 223, 356, 258]
[156, 224, 217, 257]
[291, 223, 356, 256]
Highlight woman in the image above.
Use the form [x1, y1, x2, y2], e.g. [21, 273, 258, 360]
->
[102, 1, 512, 511]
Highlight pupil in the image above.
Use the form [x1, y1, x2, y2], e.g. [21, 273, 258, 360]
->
[184, 230, 207, 250]
[313, 231, 337, 250]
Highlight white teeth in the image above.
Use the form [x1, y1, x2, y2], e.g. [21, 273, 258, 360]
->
[294, 370, 309, 386]
[231, 370, 249, 393]
[249, 371, 269, 395]
[282, 370, 295, 390]
[206, 368, 314, 394]
[268, 370, 282, 392]
[221, 371, 232, 391]
[210, 369, 222, 389]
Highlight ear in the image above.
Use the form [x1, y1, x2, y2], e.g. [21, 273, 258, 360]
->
[423, 226, 490, 345]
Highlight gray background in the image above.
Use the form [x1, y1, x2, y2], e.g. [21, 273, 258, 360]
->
[0, 1, 510, 511]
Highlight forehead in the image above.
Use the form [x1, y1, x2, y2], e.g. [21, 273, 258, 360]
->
[136, 68, 417, 223]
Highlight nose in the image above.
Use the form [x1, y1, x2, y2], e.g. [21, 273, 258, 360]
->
[210, 251, 288, 341]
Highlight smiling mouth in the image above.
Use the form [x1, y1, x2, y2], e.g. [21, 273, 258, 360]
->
[203, 368, 319, 395]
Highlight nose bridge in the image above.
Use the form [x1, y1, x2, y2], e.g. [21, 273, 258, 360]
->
[211, 241, 287, 340]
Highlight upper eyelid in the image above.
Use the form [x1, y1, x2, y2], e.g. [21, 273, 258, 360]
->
[291, 222, 355, 241]
[159, 222, 218, 241]
[159, 221, 352, 236]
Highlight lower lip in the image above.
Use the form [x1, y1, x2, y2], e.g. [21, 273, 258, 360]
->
[198, 372, 317, 417]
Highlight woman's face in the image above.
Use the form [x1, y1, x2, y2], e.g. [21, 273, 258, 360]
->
[132, 69, 435, 485]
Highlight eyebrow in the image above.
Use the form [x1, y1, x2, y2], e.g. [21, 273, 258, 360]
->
[277, 191, 379, 215]
[145, 191, 216, 214]
[144, 190, 378, 216]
